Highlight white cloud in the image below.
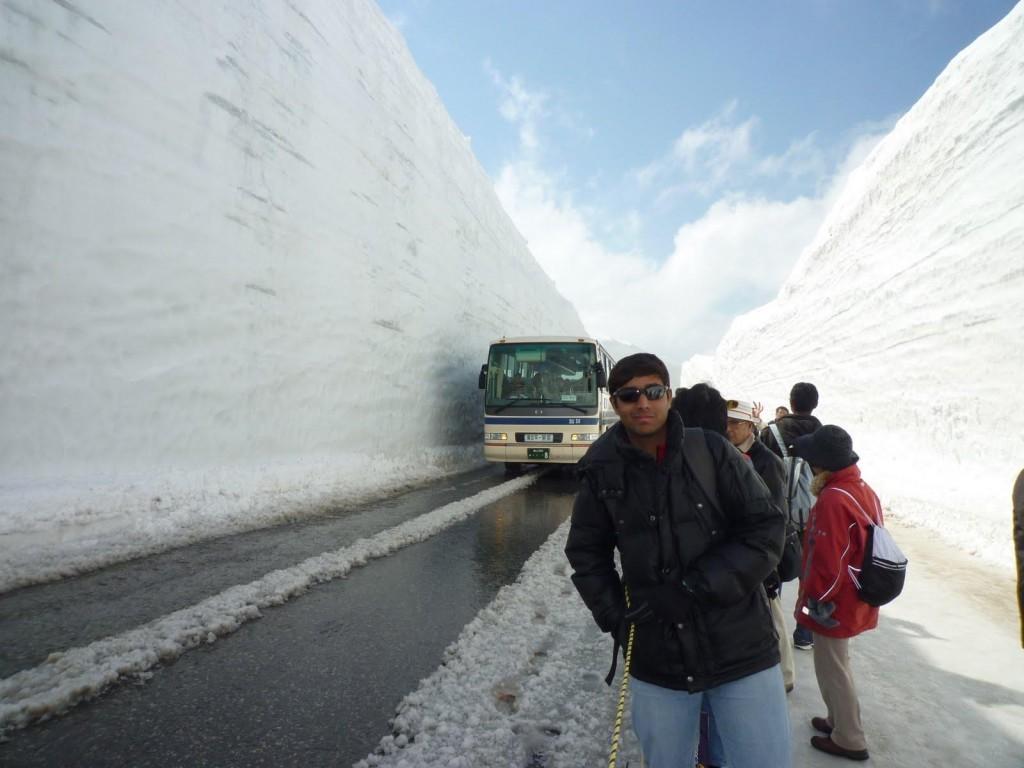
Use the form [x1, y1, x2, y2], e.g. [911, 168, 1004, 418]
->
[635, 101, 758, 194]
[485, 61, 548, 156]
[487, 67, 892, 362]
[755, 132, 827, 181]
[497, 164, 827, 361]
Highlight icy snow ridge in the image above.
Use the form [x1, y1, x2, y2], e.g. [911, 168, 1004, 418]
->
[0, 0, 583, 588]
[683, 3, 1024, 568]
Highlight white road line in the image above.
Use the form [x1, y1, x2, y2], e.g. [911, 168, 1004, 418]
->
[0, 473, 539, 733]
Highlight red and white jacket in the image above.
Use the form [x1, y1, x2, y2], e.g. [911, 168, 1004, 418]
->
[795, 464, 881, 639]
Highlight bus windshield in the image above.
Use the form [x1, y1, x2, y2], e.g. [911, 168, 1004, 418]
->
[484, 342, 599, 410]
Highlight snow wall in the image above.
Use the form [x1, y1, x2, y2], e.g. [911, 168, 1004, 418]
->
[0, 0, 584, 590]
[680, 4, 1024, 569]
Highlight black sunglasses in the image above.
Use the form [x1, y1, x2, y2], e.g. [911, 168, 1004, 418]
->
[612, 384, 668, 403]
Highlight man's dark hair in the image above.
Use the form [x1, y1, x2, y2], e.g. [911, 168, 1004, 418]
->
[671, 383, 727, 436]
[608, 353, 670, 394]
[789, 382, 819, 414]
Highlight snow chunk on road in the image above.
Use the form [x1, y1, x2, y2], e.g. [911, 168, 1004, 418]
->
[0, 474, 537, 734]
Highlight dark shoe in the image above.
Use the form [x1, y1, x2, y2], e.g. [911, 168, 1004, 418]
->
[793, 625, 814, 650]
[785, 683, 794, 694]
[810, 735, 869, 761]
[811, 717, 833, 734]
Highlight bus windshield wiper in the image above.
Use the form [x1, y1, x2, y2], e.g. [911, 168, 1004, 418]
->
[490, 399, 545, 414]
[490, 399, 589, 414]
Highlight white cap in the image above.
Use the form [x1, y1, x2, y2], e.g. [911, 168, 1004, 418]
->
[726, 399, 755, 422]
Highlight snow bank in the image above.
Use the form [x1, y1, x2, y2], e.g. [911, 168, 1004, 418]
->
[0, 474, 537, 733]
[682, 4, 1024, 568]
[356, 517, 640, 768]
[358, 515, 1024, 767]
[0, 0, 583, 589]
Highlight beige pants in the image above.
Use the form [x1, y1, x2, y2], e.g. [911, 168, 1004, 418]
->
[769, 594, 795, 688]
[812, 634, 867, 751]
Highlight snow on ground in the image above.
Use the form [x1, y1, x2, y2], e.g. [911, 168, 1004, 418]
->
[678, 2, 1024, 571]
[0, 449, 480, 593]
[354, 516, 628, 768]
[0, 0, 583, 592]
[0, 473, 537, 734]
[356, 512, 1024, 768]
[1, 469, 1019, 763]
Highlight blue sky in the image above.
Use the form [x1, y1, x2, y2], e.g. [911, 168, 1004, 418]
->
[379, 0, 1017, 361]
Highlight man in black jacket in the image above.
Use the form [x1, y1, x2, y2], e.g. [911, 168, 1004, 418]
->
[761, 382, 822, 458]
[761, 381, 821, 651]
[565, 354, 792, 768]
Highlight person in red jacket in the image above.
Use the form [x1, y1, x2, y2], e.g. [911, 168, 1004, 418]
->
[793, 425, 878, 762]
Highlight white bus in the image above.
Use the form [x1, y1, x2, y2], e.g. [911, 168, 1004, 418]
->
[478, 336, 618, 473]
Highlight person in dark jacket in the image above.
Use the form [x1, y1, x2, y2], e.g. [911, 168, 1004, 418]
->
[727, 398, 796, 694]
[761, 381, 822, 652]
[565, 354, 791, 768]
[672, 383, 728, 436]
[1014, 468, 1024, 649]
[760, 382, 822, 458]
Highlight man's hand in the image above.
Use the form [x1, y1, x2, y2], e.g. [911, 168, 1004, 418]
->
[616, 600, 655, 646]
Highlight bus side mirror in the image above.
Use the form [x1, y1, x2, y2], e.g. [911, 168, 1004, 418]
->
[478, 364, 488, 389]
[594, 362, 607, 389]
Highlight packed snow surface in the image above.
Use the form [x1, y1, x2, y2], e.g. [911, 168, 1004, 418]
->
[0, 474, 537, 733]
[681, 2, 1024, 570]
[0, 0, 583, 591]
[354, 516, 1024, 767]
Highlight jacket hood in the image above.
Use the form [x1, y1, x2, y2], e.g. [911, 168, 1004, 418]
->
[821, 463, 862, 488]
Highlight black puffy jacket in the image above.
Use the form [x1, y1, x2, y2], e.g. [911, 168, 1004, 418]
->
[565, 411, 785, 692]
[748, 440, 788, 518]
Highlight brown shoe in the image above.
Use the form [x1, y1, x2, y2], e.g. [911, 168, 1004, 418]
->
[810, 735, 869, 761]
[811, 716, 833, 735]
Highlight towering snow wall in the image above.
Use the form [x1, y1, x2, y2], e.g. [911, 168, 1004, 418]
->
[686, 4, 1024, 568]
[0, 0, 584, 589]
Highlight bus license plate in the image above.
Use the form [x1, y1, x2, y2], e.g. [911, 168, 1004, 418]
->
[524, 433, 555, 442]
[527, 448, 550, 460]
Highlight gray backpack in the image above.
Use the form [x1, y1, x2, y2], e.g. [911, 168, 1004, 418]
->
[769, 423, 815, 533]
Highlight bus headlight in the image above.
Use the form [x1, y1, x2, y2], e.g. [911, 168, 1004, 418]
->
[485, 432, 508, 441]
[571, 433, 599, 442]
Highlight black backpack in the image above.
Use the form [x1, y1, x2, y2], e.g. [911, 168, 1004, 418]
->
[828, 487, 907, 606]
[683, 430, 801, 582]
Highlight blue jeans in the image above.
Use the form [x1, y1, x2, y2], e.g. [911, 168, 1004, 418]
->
[631, 665, 792, 768]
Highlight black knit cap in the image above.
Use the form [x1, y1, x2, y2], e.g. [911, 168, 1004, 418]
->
[793, 425, 859, 471]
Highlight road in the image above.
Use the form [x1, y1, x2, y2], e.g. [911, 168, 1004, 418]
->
[0, 466, 579, 767]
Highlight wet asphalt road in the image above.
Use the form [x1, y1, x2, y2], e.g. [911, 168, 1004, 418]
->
[0, 466, 579, 767]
